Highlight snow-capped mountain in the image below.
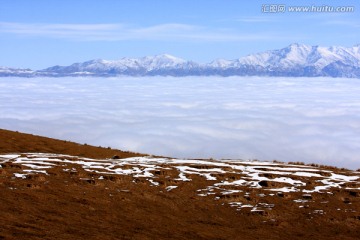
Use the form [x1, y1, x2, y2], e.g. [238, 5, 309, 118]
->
[233, 43, 360, 73]
[40, 54, 201, 76]
[2, 44, 360, 77]
[229, 43, 360, 77]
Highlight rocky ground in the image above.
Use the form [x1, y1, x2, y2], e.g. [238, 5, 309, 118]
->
[0, 129, 359, 240]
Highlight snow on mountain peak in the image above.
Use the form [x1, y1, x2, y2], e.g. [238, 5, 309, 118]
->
[141, 53, 185, 63]
[156, 53, 185, 62]
[276, 43, 313, 67]
[209, 58, 233, 68]
[234, 43, 360, 70]
[288, 43, 310, 48]
[134, 54, 187, 71]
[11, 43, 360, 78]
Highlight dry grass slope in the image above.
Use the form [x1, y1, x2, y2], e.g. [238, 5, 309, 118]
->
[0, 129, 359, 240]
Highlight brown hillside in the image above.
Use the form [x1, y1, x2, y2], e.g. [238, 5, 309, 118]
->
[0, 128, 144, 159]
[0, 129, 359, 240]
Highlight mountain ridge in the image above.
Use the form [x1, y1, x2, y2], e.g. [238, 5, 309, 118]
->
[2, 43, 360, 78]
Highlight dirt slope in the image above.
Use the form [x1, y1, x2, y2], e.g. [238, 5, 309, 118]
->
[0, 129, 359, 240]
[0, 129, 144, 159]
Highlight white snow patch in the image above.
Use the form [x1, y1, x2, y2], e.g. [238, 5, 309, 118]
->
[176, 172, 191, 181]
[0, 154, 20, 159]
[14, 173, 27, 179]
[23, 169, 48, 175]
[148, 179, 159, 186]
[221, 189, 243, 195]
[166, 186, 178, 191]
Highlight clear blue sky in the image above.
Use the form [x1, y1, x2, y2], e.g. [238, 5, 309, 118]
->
[1, 0, 359, 69]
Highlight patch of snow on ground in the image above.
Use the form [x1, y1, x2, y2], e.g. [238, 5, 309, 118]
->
[166, 186, 178, 191]
[13, 173, 27, 179]
[1, 153, 359, 197]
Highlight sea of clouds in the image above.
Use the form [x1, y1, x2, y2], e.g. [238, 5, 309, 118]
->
[1, 76, 359, 169]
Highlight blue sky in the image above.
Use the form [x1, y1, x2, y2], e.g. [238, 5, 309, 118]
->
[1, 0, 359, 69]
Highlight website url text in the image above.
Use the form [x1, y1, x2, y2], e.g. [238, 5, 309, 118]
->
[262, 5, 355, 13]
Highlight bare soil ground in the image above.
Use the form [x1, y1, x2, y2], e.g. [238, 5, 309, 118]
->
[0, 129, 144, 159]
[0, 128, 359, 240]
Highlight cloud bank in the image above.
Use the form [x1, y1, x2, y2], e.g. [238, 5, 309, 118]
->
[0, 76, 359, 169]
[0, 22, 279, 42]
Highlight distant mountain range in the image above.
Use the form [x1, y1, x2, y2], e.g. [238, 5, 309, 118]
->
[2, 43, 360, 78]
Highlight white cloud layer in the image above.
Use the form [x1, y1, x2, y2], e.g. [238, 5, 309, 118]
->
[0, 76, 359, 169]
[0, 22, 279, 42]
